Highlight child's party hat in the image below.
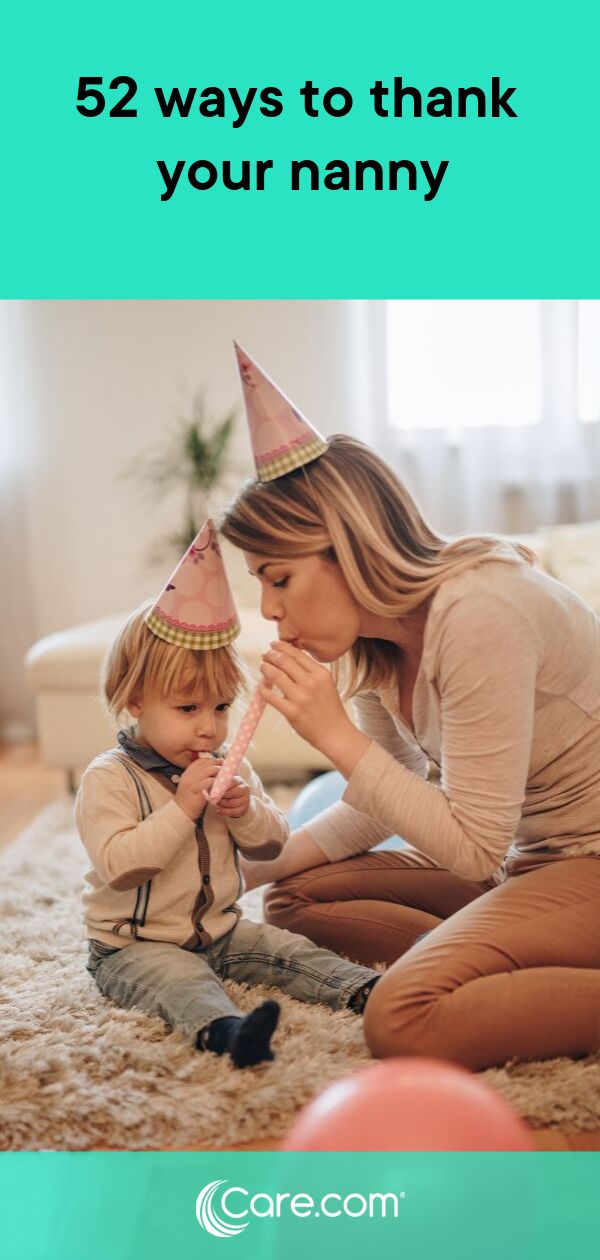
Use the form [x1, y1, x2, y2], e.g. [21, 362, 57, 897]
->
[145, 519, 240, 649]
[234, 342, 328, 482]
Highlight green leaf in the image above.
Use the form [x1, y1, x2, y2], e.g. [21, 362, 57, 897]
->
[123, 388, 238, 566]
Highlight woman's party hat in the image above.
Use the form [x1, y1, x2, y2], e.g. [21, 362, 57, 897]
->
[145, 519, 240, 649]
[234, 341, 328, 482]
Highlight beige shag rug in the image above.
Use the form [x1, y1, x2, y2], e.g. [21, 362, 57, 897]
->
[1, 799, 599, 1151]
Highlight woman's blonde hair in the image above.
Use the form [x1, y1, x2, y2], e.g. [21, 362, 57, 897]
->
[102, 600, 249, 721]
[219, 434, 537, 700]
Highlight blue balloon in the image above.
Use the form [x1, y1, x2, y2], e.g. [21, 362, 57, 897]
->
[288, 770, 407, 851]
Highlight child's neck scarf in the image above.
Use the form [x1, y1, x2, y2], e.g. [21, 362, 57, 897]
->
[117, 726, 222, 782]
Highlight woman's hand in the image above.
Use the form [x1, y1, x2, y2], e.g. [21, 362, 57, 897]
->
[239, 828, 331, 891]
[259, 640, 352, 755]
[238, 852, 270, 892]
[259, 640, 373, 776]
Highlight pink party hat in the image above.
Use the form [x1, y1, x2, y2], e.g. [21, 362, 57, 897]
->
[234, 342, 328, 482]
[145, 519, 240, 649]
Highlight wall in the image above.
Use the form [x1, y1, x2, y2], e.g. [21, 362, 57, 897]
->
[1, 300, 373, 735]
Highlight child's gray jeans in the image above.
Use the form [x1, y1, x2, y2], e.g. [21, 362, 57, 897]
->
[87, 917, 380, 1043]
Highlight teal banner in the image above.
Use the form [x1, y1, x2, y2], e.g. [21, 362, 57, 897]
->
[2, 0, 600, 296]
[1, 1152, 598, 1259]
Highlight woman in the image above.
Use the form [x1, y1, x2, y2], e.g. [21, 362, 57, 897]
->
[219, 434, 600, 1071]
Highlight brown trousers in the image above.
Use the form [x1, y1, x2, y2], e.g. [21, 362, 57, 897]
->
[264, 848, 600, 1070]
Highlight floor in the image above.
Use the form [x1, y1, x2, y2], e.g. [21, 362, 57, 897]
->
[0, 740, 66, 851]
[2, 741, 598, 1153]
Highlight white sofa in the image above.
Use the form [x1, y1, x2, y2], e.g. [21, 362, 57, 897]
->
[24, 523, 600, 787]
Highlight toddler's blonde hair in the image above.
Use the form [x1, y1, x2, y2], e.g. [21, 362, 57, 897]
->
[102, 600, 249, 721]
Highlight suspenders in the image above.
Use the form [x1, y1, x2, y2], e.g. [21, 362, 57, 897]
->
[107, 751, 218, 947]
[109, 753, 154, 939]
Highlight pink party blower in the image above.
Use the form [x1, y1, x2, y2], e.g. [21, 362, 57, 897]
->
[208, 688, 267, 805]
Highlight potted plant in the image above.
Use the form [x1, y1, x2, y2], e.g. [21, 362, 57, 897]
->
[123, 391, 237, 564]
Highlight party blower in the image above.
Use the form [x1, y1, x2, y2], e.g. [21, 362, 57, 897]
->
[208, 686, 267, 805]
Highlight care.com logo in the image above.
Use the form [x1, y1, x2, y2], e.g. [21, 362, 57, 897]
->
[195, 1180, 405, 1238]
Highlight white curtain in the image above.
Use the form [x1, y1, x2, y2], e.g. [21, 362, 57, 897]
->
[345, 300, 600, 536]
[0, 302, 36, 739]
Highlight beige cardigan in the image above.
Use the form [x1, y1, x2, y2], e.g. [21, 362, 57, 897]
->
[76, 751, 288, 948]
[298, 558, 600, 884]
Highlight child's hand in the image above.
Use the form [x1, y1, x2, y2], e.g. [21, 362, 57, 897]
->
[211, 776, 251, 819]
[175, 756, 224, 821]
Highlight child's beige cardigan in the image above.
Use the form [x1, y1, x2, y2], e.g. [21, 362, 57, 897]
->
[76, 751, 288, 950]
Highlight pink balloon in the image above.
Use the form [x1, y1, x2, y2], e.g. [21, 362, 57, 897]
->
[283, 1058, 533, 1151]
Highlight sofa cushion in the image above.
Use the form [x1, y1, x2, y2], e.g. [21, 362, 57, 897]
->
[25, 615, 131, 692]
[25, 605, 275, 693]
[539, 520, 600, 613]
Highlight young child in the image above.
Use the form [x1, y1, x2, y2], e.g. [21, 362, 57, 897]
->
[76, 520, 380, 1068]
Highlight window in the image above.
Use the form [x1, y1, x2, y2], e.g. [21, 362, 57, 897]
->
[578, 301, 600, 423]
[386, 300, 542, 431]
